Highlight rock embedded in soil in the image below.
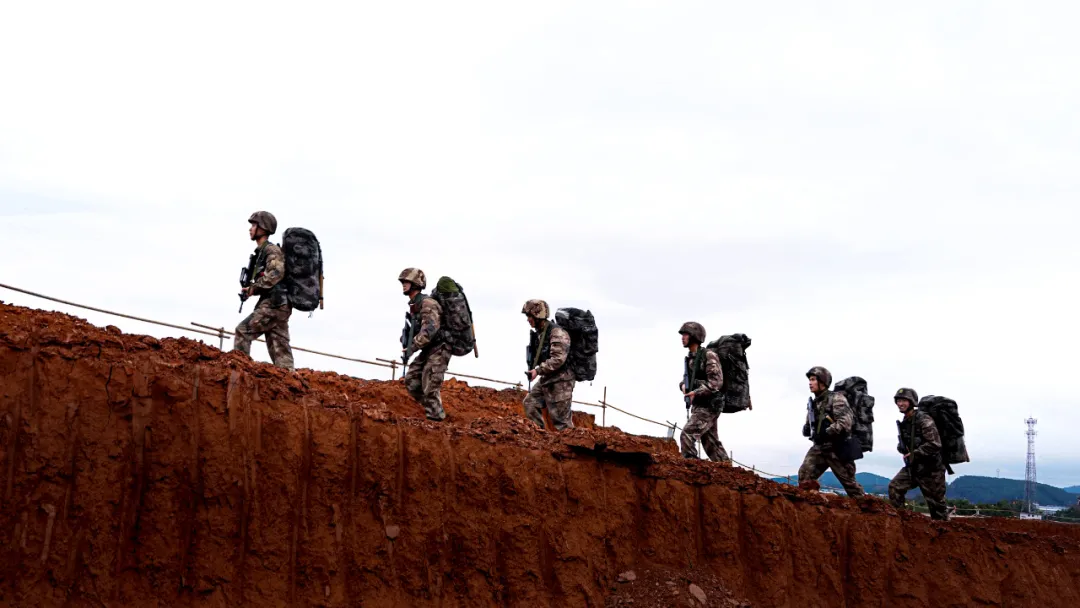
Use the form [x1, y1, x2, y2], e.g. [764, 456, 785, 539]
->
[689, 583, 708, 604]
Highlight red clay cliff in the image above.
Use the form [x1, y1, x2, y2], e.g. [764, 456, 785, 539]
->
[0, 302, 1078, 607]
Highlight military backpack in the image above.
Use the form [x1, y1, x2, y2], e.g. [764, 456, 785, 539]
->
[917, 395, 970, 472]
[280, 228, 324, 312]
[703, 333, 752, 413]
[554, 307, 598, 382]
[430, 276, 475, 357]
[834, 376, 875, 452]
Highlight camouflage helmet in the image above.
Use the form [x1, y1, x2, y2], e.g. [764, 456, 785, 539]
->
[678, 321, 706, 345]
[247, 211, 277, 235]
[398, 268, 426, 290]
[521, 299, 550, 320]
[894, 387, 919, 407]
[805, 366, 833, 389]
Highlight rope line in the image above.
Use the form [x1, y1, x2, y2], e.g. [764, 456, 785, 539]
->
[189, 322, 393, 369]
[0, 282, 227, 341]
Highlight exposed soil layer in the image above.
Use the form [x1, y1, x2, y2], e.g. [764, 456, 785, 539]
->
[603, 568, 749, 607]
[1, 301, 1079, 607]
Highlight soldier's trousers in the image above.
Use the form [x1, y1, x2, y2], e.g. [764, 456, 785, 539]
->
[889, 466, 948, 520]
[523, 378, 575, 431]
[798, 444, 865, 497]
[680, 406, 729, 462]
[404, 343, 451, 421]
[233, 300, 294, 370]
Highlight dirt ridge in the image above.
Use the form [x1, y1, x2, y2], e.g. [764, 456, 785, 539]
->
[1, 301, 1078, 607]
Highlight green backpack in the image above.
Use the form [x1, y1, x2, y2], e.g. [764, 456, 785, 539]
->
[431, 277, 476, 357]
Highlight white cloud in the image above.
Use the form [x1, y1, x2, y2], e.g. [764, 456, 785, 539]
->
[1, 1, 1077, 487]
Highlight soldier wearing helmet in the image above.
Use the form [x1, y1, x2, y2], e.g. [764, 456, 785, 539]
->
[797, 366, 865, 497]
[233, 211, 294, 370]
[677, 322, 729, 462]
[522, 299, 575, 431]
[399, 268, 450, 421]
[888, 387, 949, 520]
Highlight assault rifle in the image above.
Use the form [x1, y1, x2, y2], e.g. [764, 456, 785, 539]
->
[681, 358, 700, 457]
[525, 343, 535, 390]
[805, 399, 837, 442]
[238, 252, 258, 313]
[683, 358, 693, 412]
[524, 326, 549, 391]
[897, 420, 912, 474]
[400, 311, 417, 373]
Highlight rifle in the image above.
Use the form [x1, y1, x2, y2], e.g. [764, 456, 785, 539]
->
[682, 357, 700, 457]
[400, 310, 418, 373]
[525, 342, 535, 390]
[897, 420, 913, 474]
[805, 399, 838, 443]
[525, 324, 549, 391]
[238, 252, 257, 313]
[683, 358, 693, 412]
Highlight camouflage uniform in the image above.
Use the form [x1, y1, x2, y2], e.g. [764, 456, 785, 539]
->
[234, 241, 294, 370]
[524, 320, 576, 431]
[890, 408, 949, 520]
[798, 367, 864, 497]
[680, 348, 729, 462]
[404, 293, 450, 421]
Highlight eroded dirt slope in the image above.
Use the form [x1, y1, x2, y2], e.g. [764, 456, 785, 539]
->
[1, 302, 1078, 607]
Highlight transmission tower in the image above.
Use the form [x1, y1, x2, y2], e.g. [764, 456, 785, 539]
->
[1024, 418, 1038, 514]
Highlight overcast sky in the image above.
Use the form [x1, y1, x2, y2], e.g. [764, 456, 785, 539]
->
[2, 2, 1077, 487]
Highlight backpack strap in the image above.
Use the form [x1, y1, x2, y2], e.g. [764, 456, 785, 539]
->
[408, 293, 429, 317]
[688, 348, 707, 389]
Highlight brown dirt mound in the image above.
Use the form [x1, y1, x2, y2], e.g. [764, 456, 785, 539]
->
[1, 301, 1079, 607]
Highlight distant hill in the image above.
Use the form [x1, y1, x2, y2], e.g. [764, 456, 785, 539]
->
[1065, 486, 1080, 494]
[771, 472, 919, 497]
[948, 476, 1075, 506]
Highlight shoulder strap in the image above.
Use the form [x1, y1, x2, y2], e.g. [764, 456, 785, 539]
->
[252, 241, 271, 275]
[909, 413, 921, 446]
[458, 283, 474, 317]
[409, 293, 429, 316]
[688, 348, 706, 386]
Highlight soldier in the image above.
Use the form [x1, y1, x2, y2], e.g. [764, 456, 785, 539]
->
[798, 366, 865, 497]
[889, 388, 949, 520]
[399, 268, 450, 421]
[678, 322, 730, 462]
[522, 299, 575, 431]
[233, 211, 294, 370]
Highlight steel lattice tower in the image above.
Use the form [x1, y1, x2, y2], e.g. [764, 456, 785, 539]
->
[1024, 418, 1038, 514]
